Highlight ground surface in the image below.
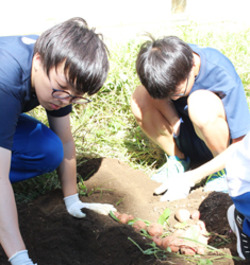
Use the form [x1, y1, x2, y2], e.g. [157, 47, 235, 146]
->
[0, 157, 249, 265]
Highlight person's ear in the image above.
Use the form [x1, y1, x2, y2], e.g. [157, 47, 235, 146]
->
[192, 58, 196, 68]
[192, 53, 201, 77]
[33, 52, 43, 72]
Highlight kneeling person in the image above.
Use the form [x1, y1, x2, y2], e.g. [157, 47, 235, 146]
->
[131, 36, 250, 200]
[0, 17, 115, 265]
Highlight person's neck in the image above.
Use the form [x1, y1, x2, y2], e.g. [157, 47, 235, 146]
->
[193, 52, 201, 77]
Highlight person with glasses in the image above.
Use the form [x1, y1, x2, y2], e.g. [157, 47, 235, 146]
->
[131, 36, 250, 201]
[0, 17, 116, 265]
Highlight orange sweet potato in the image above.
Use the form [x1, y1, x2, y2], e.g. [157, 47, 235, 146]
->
[162, 235, 183, 253]
[116, 213, 134, 224]
[147, 223, 163, 237]
[175, 209, 190, 223]
[180, 246, 196, 255]
[152, 236, 163, 248]
[197, 220, 209, 236]
[132, 220, 147, 232]
[190, 210, 200, 221]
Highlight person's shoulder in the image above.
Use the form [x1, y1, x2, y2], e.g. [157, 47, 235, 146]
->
[0, 35, 38, 49]
[191, 44, 234, 73]
[189, 44, 222, 57]
[0, 35, 38, 42]
[0, 35, 38, 62]
[0, 35, 38, 86]
[188, 43, 202, 53]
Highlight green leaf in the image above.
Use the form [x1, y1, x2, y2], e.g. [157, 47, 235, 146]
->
[109, 211, 119, 222]
[158, 208, 171, 225]
[197, 259, 213, 265]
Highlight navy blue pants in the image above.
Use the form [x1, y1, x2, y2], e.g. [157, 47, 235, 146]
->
[10, 114, 64, 183]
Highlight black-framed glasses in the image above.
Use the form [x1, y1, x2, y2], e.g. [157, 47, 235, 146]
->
[172, 75, 190, 97]
[51, 88, 92, 104]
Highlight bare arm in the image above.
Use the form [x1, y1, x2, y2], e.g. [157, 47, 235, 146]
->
[48, 114, 117, 217]
[0, 147, 26, 258]
[181, 141, 240, 184]
[48, 114, 77, 197]
[154, 141, 241, 200]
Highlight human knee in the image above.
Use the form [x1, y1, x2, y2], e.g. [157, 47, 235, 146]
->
[41, 134, 64, 171]
[31, 127, 64, 172]
[188, 90, 226, 128]
[131, 85, 150, 124]
[10, 129, 63, 181]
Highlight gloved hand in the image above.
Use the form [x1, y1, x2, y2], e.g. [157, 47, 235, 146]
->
[154, 175, 194, 202]
[9, 250, 37, 265]
[64, 193, 117, 218]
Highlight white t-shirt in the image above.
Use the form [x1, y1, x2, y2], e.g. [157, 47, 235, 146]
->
[226, 131, 250, 197]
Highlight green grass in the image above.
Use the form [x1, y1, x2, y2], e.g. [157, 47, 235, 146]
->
[13, 22, 250, 201]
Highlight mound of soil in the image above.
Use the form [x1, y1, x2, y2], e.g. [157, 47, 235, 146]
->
[0, 157, 248, 265]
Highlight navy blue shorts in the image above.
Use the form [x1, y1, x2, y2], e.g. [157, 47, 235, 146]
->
[10, 114, 64, 183]
[173, 97, 213, 163]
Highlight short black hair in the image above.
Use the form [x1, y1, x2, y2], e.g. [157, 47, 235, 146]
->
[136, 36, 193, 99]
[34, 17, 109, 95]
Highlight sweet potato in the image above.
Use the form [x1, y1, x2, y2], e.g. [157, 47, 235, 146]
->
[162, 235, 183, 253]
[196, 245, 206, 255]
[182, 224, 209, 255]
[161, 224, 209, 256]
[132, 220, 147, 232]
[147, 223, 163, 237]
[180, 246, 196, 255]
[152, 236, 163, 248]
[175, 209, 190, 223]
[128, 214, 134, 222]
[190, 210, 200, 221]
[197, 220, 209, 236]
[117, 213, 134, 224]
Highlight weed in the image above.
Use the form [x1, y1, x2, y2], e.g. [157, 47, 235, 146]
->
[158, 208, 171, 226]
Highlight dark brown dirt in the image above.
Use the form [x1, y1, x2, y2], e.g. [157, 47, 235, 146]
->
[0, 157, 249, 265]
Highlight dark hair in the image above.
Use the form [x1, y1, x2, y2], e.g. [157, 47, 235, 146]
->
[136, 36, 193, 99]
[34, 17, 109, 95]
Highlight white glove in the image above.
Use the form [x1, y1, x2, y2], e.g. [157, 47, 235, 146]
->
[9, 250, 37, 265]
[64, 193, 117, 218]
[154, 175, 194, 202]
